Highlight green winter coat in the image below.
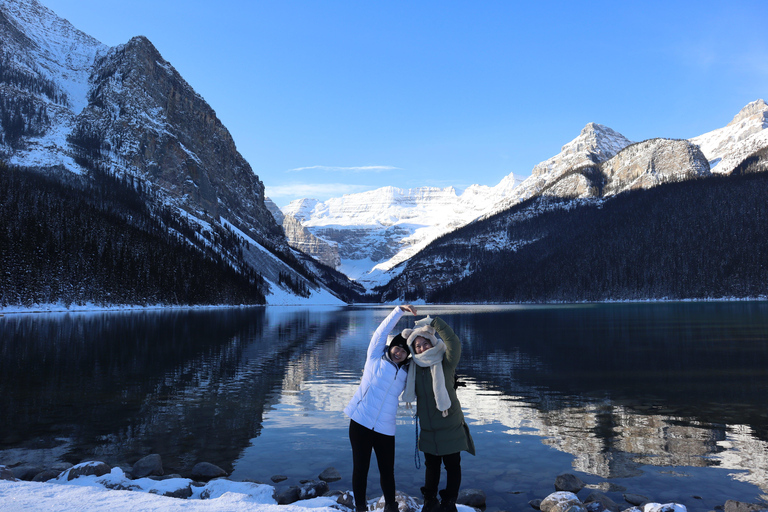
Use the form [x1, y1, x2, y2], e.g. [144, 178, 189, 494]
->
[414, 316, 476, 456]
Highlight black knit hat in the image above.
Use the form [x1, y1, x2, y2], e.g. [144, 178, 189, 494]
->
[388, 334, 410, 356]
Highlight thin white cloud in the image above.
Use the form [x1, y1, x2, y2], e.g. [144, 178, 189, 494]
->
[265, 182, 373, 199]
[288, 165, 400, 173]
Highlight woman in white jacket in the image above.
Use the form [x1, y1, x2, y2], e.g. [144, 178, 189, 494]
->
[344, 304, 417, 512]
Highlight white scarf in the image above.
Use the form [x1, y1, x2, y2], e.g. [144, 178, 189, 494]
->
[402, 337, 451, 417]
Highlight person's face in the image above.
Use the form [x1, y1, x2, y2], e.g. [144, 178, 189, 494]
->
[413, 336, 433, 354]
[390, 345, 408, 363]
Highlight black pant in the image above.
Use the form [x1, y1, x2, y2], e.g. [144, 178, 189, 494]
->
[349, 420, 396, 511]
[423, 452, 461, 500]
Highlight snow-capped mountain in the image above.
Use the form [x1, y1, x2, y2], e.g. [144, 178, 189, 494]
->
[277, 175, 524, 286]
[0, 0, 352, 304]
[690, 99, 768, 175]
[273, 122, 635, 287]
[503, 123, 634, 204]
[374, 103, 768, 302]
[279, 101, 768, 292]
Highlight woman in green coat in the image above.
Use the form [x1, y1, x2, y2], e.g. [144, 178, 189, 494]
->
[401, 316, 475, 512]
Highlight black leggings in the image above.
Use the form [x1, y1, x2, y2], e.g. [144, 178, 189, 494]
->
[349, 420, 396, 510]
[424, 452, 461, 500]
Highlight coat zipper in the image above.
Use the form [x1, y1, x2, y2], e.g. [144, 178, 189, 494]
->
[372, 363, 401, 432]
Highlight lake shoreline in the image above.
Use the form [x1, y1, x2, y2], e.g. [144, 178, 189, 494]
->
[3, 458, 768, 512]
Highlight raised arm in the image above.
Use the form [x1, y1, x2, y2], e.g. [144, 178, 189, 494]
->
[431, 316, 461, 369]
[366, 305, 417, 361]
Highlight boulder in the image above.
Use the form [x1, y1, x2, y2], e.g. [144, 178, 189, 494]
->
[624, 494, 651, 507]
[11, 465, 44, 481]
[555, 474, 586, 493]
[373, 490, 420, 512]
[643, 504, 687, 512]
[132, 454, 164, 478]
[541, 492, 582, 512]
[276, 486, 302, 505]
[67, 462, 111, 481]
[585, 502, 606, 512]
[271, 474, 288, 483]
[277, 480, 330, 505]
[458, 488, 487, 508]
[299, 480, 330, 500]
[318, 467, 341, 482]
[0, 466, 17, 481]
[190, 462, 227, 481]
[163, 485, 193, 499]
[331, 491, 355, 509]
[529, 499, 543, 510]
[725, 501, 768, 512]
[584, 491, 621, 512]
[32, 470, 61, 482]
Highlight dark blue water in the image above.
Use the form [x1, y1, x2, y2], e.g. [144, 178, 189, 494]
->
[1, 303, 768, 511]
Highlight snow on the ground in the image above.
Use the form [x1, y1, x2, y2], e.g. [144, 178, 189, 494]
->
[0, 468, 342, 512]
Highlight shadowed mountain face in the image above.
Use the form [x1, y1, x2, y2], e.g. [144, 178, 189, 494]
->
[1, 0, 355, 304]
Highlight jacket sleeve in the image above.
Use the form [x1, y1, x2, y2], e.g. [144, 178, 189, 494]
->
[432, 316, 461, 369]
[367, 307, 405, 361]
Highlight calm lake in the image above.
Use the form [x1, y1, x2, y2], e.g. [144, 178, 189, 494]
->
[2, 303, 768, 511]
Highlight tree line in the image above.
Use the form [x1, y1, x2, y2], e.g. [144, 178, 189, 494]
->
[0, 161, 266, 307]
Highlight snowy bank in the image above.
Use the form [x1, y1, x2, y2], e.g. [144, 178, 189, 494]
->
[0, 467, 343, 512]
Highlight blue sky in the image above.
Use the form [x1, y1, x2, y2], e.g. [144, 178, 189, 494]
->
[42, 0, 768, 207]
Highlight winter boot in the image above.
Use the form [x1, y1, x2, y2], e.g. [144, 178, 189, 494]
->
[421, 487, 439, 512]
[438, 490, 458, 512]
[383, 501, 400, 512]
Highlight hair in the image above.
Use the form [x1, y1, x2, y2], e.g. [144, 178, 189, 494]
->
[389, 334, 410, 356]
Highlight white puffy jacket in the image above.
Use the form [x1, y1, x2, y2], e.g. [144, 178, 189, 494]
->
[344, 307, 408, 436]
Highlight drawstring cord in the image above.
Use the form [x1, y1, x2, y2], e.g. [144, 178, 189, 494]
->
[414, 411, 421, 469]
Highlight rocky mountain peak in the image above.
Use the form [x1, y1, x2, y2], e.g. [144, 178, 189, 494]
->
[728, 99, 768, 127]
[567, 122, 633, 161]
[531, 123, 633, 180]
[690, 99, 768, 175]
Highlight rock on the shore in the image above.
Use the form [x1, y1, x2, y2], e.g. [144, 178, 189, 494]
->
[190, 462, 227, 481]
[32, 470, 61, 482]
[271, 474, 288, 483]
[373, 490, 420, 512]
[11, 465, 44, 481]
[318, 467, 341, 482]
[555, 474, 586, 494]
[132, 454, 164, 478]
[724, 501, 768, 512]
[541, 491, 582, 512]
[458, 488, 487, 508]
[644, 504, 687, 512]
[326, 490, 354, 509]
[584, 491, 621, 512]
[66, 462, 112, 481]
[277, 480, 330, 504]
[1, 465, 17, 481]
[624, 494, 651, 507]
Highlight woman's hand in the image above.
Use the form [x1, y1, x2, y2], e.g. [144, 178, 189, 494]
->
[400, 304, 418, 315]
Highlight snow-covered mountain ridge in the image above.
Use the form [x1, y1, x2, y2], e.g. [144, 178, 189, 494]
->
[691, 99, 768, 176]
[278, 177, 524, 284]
[277, 103, 768, 288]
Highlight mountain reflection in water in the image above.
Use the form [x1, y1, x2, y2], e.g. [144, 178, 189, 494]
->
[1, 303, 768, 511]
